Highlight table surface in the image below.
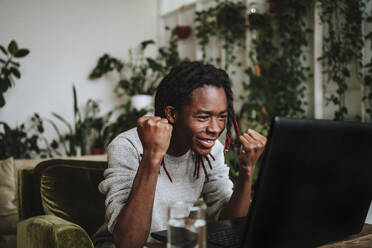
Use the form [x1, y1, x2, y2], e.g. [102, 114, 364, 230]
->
[319, 223, 372, 248]
[145, 221, 372, 248]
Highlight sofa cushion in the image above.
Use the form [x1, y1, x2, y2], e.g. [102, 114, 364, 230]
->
[38, 160, 106, 236]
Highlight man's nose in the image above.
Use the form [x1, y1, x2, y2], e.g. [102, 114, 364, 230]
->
[207, 118, 221, 134]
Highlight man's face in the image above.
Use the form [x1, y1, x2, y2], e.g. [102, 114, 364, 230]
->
[173, 85, 228, 155]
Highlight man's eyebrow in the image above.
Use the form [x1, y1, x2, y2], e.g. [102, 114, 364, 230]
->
[195, 109, 228, 114]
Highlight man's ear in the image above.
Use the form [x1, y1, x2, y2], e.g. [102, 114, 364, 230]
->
[164, 106, 177, 124]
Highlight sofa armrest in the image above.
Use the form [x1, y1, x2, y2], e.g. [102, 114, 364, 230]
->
[17, 215, 94, 248]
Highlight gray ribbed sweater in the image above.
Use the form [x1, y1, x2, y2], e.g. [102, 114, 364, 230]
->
[95, 127, 233, 244]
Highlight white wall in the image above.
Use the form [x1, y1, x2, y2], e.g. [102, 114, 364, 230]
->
[0, 0, 158, 135]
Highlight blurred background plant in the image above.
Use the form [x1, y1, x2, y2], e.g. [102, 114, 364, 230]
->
[102, 100, 148, 146]
[89, 40, 159, 97]
[364, 10, 372, 122]
[194, 0, 246, 73]
[47, 85, 148, 157]
[2, 0, 369, 171]
[240, 0, 311, 135]
[90, 27, 181, 99]
[318, 0, 365, 121]
[205, 0, 312, 182]
[0, 113, 56, 159]
[48, 85, 105, 156]
[0, 40, 30, 107]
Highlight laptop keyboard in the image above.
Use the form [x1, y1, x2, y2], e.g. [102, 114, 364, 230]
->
[208, 228, 241, 247]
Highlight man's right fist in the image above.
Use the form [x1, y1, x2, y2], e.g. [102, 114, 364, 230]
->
[137, 116, 173, 163]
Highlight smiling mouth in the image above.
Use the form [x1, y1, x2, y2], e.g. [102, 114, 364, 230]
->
[197, 137, 216, 149]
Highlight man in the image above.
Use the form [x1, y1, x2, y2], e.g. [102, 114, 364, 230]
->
[94, 61, 266, 248]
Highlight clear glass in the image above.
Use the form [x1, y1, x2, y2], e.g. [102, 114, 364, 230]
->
[167, 199, 206, 248]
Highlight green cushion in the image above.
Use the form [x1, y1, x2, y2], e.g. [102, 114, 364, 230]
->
[18, 168, 43, 221]
[35, 160, 107, 236]
[17, 215, 94, 248]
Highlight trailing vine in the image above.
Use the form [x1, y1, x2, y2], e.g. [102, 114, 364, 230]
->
[364, 9, 372, 122]
[194, 0, 246, 73]
[318, 0, 365, 120]
[239, 0, 311, 133]
[218, 0, 312, 182]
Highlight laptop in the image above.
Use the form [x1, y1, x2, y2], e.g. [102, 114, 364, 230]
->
[151, 117, 372, 247]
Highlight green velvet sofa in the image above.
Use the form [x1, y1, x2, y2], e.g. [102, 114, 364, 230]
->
[16, 159, 108, 248]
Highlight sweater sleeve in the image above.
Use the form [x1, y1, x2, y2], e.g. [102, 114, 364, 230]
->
[202, 141, 234, 221]
[98, 130, 141, 233]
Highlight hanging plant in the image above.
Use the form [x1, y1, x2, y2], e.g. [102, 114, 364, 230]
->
[194, 0, 246, 72]
[318, 0, 365, 120]
[247, 8, 269, 30]
[239, 0, 311, 133]
[176, 25, 191, 39]
[363, 11, 372, 122]
[268, 0, 279, 13]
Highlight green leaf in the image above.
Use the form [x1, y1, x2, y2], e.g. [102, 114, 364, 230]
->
[51, 112, 73, 134]
[0, 94, 5, 107]
[51, 140, 59, 149]
[8, 40, 18, 55]
[14, 49, 30, 58]
[0, 79, 9, 92]
[72, 85, 82, 122]
[0, 78, 12, 92]
[10, 61, 20, 67]
[10, 67, 20, 79]
[140, 40, 155, 50]
[0, 45, 8, 56]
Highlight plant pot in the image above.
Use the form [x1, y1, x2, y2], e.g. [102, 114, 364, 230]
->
[176, 26, 191, 39]
[131, 94, 153, 111]
[91, 147, 105, 155]
[217, 6, 243, 29]
[269, 0, 279, 12]
[217, 7, 231, 29]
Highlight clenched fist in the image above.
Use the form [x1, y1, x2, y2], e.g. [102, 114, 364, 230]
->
[137, 116, 173, 165]
[238, 129, 267, 177]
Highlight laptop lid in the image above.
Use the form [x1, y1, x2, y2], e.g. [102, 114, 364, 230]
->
[243, 117, 372, 248]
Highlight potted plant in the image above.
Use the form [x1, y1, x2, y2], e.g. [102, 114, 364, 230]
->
[247, 8, 269, 31]
[217, 4, 244, 29]
[176, 25, 191, 39]
[0, 40, 30, 107]
[0, 113, 56, 159]
[269, 0, 279, 12]
[89, 107, 113, 155]
[194, 0, 246, 69]
[90, 25, 182, 112]
[102, 100, 148, 145]
[48, 86, 108, 156]
[90, 40, 160, 112]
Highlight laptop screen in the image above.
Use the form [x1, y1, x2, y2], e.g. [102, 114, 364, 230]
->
[243, 117, 372, 248]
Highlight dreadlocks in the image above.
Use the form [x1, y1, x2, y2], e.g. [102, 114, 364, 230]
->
[154, 60, 238, 155]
